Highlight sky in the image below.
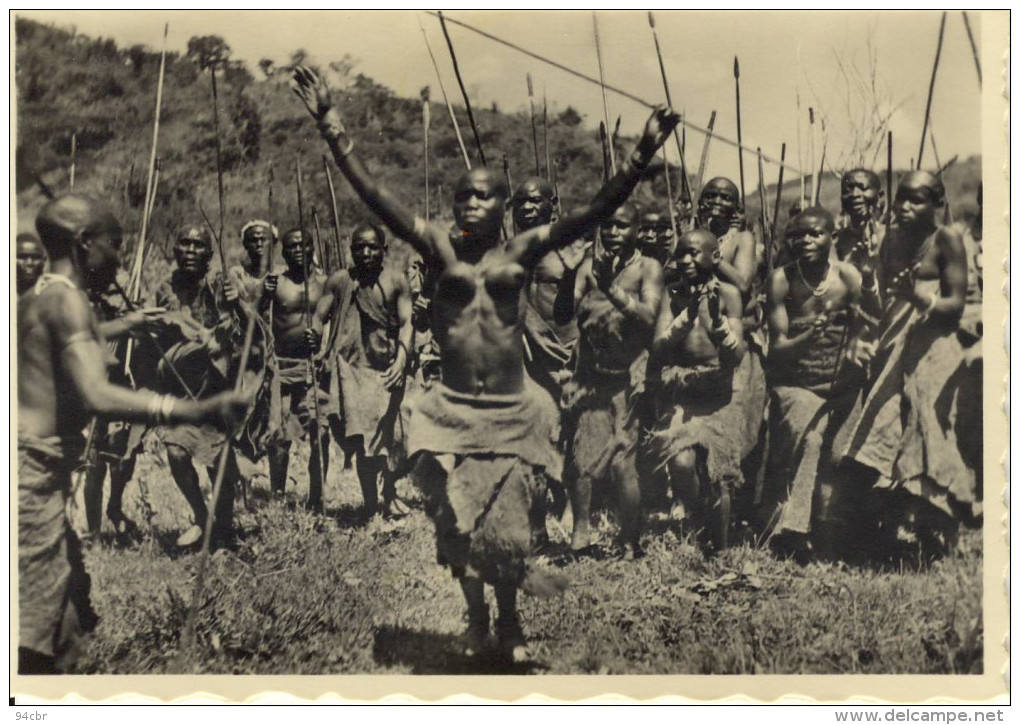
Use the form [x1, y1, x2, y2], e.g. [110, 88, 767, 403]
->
[19, 9, 986, 189]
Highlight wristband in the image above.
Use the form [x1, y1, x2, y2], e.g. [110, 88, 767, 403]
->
[630, 150, 651, 170]
[147, 394, 177, 425]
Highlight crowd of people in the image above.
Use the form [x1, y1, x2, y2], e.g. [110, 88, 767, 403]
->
[17, 66, 983, 674]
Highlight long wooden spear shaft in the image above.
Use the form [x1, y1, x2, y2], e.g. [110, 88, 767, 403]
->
[648, 12, 692, 202]
[422, 87, 431, 221]
[885, 131, 893, 228]
[917, 11, 947, 169]
[527, 73, 541, 176]
[210, 59, 227, 243]
[796, 44, 805, 209]
[599, 121, 612, 184]
[312, 207, 329, 272]
[437, 11, 486, 166]
[425, 11, 800, 175]
[419, 18, 471, 171]
[543, 86, 552, 179]
[144, 157, 162, 236]
[771, 143, 787, 243]
[695, 110, 717, 196]
[128, 22, 168, 301]
[733, 56, 746, 204]
[961, 11, 982, 88]
[813, 137, 826, 207]
[808, 107, 816, 206]
[178, 198, 272, 669]
[756, 148, 772, 275]
[295, 158, 327, 492]
[69, 132, 76, 191]
[661, 147, 679, 245]
[592, 12, 616, 175]
[322, 156, 347, 269]
[503, 153, 516, 235]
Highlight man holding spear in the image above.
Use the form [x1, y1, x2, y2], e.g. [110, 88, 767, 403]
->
[262, 228, 331, 512]
[17, 195, 247, 673]
[293, 65, 679, 659]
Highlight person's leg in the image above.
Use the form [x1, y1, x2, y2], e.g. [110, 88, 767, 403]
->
[355, 447, 382, 515]
[667, 449, 699, 523]
[165, 443, 208, 546]
[268, 441, 291, 498]
[106, 453, 137, 534]
[459, 575, 489, 655]
[566, 472, 594, 551]
[613, 449, 643, 558]
[494, 581, 528, 661]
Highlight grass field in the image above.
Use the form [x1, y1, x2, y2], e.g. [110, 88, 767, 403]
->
[73, 435, 983, 676]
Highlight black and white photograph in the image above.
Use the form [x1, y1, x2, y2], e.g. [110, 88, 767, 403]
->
[11, 8, 1003, 697]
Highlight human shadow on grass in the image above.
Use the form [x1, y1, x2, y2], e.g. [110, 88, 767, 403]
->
[372, 625, 548, 675]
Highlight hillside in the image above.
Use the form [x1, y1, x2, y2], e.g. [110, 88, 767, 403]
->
[16, 17, 981, 286]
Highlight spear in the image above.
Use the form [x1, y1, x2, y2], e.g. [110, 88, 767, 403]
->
[421, 87, 431, 221]
[312, 207, 329, 273]
[69, 132, 76, 192]
[295, 158, 326, 497]
[884, 132, 894, 231]
[695, 110, 717, 196]
[542, 85, 552, 179]
[917, 12, 947, 169]
[961, 11, 982, 88]
[757, 148, 772, 276]
[128, 22, 168, 301]
[551, 160, 563, 218]
[210, 53, 227, 243]
[928, 126, 953, 224]
[425, 12, 800, 175]
[437, 11, 486, 166]
[592, 12, 616, 175]
[648, 12, 692, 203]
[198, 198, 227, 275]
[771, 142, 787, 243]
[503, 153, 516, 235]
[733, 56, 746, 204]
[813, 137, 826, 207]
[527, 73, 541, 176]
[419, 17, 471, 170]
[144, 157, 162, 235]
[796, 45, 805, 209]
[661, 147, 679, 246]
[808, 107, 816, 207]
[178, 176, 273, 669]
[599, 121, 612, 184]
[322, 155, 347, 269]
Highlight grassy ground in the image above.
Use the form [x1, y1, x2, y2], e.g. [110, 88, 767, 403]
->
[73, 436, 983, 675]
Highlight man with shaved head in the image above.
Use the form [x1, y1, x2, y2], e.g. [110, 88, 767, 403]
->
[261, 227, 331, 512]
[295, 65, 677, 659]
[16, 232, 46, 296]
[513, 177, 589, 406]
[562, 201, 664, 557]
[842, 171, 976, 559]
[148, 224, 250, 548]
[644, 228, 759, 551]
[17, 196, 247, 673]
[311, 222, 411, 517]
[758, 207, 869, 560]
